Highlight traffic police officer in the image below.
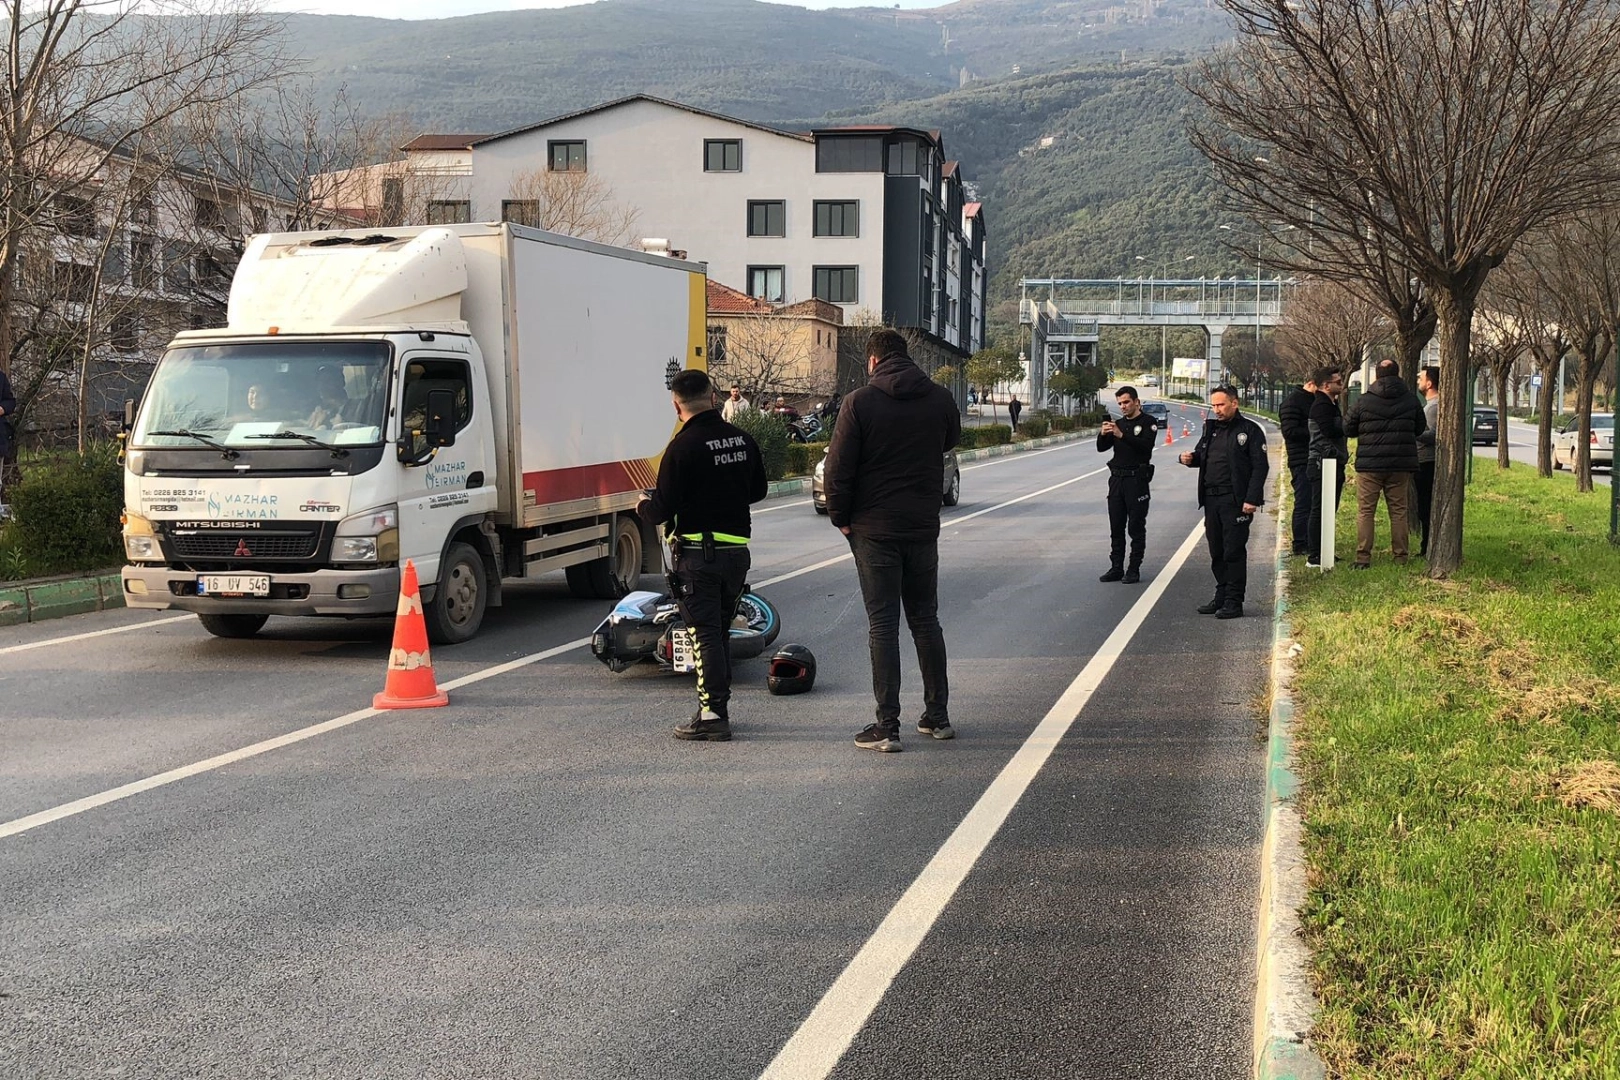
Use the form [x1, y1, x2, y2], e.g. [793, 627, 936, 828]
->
[1179, 384, 1269, 619]
[1097, 384, 1158, 583]
[640, 369, 768, 741]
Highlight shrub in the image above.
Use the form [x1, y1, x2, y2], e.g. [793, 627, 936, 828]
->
[730, 408, 791, 481]
[979, 424, 1013, 446]
[1076, 408, 1110, 428]
[1018, 416, 1051, 439]
[8, 443, 124, 575]
[1050, 415, 1077, 433]
[786, 440, 828, 477]
[956, 427, 980, 449]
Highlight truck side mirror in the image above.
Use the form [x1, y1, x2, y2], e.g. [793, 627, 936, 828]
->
[424, 388, 457, 448]
[122, 398, 136, 431]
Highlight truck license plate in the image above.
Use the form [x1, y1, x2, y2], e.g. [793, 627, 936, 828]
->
[670, 628, 697, 673]
[198, 575, 270, 597]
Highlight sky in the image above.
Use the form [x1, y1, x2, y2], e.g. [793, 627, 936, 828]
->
[259, 0, 947, 16]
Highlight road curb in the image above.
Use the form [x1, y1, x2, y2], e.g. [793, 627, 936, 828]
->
[0, 571, 126, 627]
[1255, 465, 1327, 1080]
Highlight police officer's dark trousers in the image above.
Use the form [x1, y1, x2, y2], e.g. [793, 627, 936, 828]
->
[674, 545, 750, 718]
[1106, 470, 1150, 572]
[1203, 490, 1252, 604]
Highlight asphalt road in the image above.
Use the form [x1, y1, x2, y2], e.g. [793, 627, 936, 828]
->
[1, 403, 1271, 1080]
[1478, 414, 1612, 485]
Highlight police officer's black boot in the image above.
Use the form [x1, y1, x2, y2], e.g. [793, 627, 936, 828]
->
[1196, 590, 1225, 615]
[1123, 560, 1142, 584]
[1216, 599, 1244, 619]
[1099, 566, 1125, 582]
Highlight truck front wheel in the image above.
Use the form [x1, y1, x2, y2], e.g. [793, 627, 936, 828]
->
[197, 613, 269, 639]
[423, 541, 488, 645]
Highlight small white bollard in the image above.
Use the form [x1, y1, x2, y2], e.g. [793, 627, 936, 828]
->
[1320, 458, 1338, 571]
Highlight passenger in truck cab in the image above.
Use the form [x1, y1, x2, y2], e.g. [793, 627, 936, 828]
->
[306, 366, 351, 428]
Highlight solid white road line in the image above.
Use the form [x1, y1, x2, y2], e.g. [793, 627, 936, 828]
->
[758, 521, 1209, 1080]
[0, 458, 1118, 842]
[0, 614, 194, 657]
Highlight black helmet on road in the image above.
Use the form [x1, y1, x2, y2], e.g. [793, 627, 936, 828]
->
[767, 644, 816, 695]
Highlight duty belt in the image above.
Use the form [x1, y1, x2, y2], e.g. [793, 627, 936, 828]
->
[678, 531, 749, 547]
[1109, 465, 1143, 476]
[1206, 486, 1235, 497]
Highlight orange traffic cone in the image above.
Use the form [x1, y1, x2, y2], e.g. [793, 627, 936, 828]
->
[373, 559, 449, 709]
[1182, 421, 1192, 437]
[1164, 425, 1174, 446]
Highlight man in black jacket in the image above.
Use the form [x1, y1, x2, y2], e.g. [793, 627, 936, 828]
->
[640, 369, 769, 742]
[825, 329, 961, 752]
[1305, 366, 1348, 566]
[1344, 359, 1426, 568]
[1179, 385, 1269, 619]
[1097, 384, 1158, 583]
[1278, 374, 1318, 555]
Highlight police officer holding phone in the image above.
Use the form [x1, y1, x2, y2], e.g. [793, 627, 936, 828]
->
[1179, 385, 1268, 619]
[1097, 385, 1158, 583]
[639, 369, 768, 741]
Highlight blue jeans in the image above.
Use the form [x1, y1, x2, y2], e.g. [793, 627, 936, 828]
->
[849, 533, 949, 731]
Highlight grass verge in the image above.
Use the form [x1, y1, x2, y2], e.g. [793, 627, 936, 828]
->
[1289, 466, 1620, 1077]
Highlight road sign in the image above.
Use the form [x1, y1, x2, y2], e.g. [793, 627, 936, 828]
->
[1531, 374, 1543, 388]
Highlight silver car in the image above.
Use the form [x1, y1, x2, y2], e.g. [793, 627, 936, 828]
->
[1553, 412, 1614, 471]
[812, 450, 961, 513]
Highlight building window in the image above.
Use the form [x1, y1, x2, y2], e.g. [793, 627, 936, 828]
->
[548, 140, 587, 172]
[502, 200, 540, 226]
[194, 196, 223, 230]
[163, 241, 190, 292]
[189, 308, 210, 331]
[813, 200, 859, 237]
[707, 325, 727, 367]
[381, 177, 405, 223]
[886, 139, 920, 176]
[55, 194, 97, 237]
[101, 234, 126, 284]
[111, 313, 140, 352]
[816, 135, 883, 173]
[194, 252, 227, 287]
[131, 236, 157, 289]
[129, 191, 155, 227]
[813, 266, 858, 304]
[55, 261, 94, 302]
[704, 139, 742, 172]
[251, 205, 269, 234]
[427, 200, 472, 225]
[747, 200, 785, 238]
[747, 266, 784, 304]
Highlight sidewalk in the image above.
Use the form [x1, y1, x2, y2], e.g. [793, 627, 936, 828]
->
[0, 570, 125, 627]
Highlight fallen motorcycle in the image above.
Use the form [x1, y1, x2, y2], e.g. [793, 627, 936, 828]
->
[589, 530, 781, 674]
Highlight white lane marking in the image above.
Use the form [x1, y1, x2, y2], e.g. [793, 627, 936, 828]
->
[0, 459, 1118, 841]
[755, 499, 812, 515]
[949, 466, 1109, 526]
[758, 522, 1208, 1080]
[0, 637, 588, 841]
[0, 614, 193, 657]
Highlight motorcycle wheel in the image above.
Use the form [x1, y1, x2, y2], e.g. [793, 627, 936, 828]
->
[727, 592, 781, 659]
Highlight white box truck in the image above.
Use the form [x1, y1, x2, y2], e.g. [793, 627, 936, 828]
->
[121, 223, 707, 642]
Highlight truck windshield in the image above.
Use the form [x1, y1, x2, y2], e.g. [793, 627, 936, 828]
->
[133, 341, 391, 449]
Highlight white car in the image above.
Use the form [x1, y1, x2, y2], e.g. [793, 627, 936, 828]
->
[1552, 413, 1614, 471]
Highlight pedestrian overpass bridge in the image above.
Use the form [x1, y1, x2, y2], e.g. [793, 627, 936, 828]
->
[1019, 277, 1294, 408]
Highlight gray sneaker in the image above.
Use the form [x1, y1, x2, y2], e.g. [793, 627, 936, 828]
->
[855, 724, 902, 752]
[917, 719, 954, 740]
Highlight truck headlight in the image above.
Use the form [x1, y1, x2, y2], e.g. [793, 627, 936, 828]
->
[123, 512, 158, 561]
[334, 505, 399, 563]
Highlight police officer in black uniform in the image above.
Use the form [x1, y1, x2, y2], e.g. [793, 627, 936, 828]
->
[1179, 384, 1269, 619]
[639, 369, 769, 741]
[1097, 384, 1158, 583]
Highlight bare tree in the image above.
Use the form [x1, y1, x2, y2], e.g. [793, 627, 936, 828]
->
[1189, 0, 1620, 574]
[708, 310, 833, 404]
[503, 168, 640, 246]
[1274, 277, 1388, 383]
[1471, 305, 1527, 470]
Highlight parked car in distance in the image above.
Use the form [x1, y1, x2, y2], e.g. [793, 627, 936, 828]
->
[1471, 407, 1499, 446]
[1141, 374, 1160, 387]
[813, 450, 961, 513]
[1552, 412, 1614, 471]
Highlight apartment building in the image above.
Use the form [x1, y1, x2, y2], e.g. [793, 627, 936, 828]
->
[317, 95, 989, 371]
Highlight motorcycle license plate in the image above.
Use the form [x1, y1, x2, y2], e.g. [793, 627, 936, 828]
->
[198, 575, 270, 597]
[670, 628, 697, 673]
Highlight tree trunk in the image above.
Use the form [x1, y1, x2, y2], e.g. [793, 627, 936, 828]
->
[1536, 355, 1560, 476]
[1495, 367, 1511, 469]
[1574, 366, 1599, 493]
[1428, 290, 1474, 576]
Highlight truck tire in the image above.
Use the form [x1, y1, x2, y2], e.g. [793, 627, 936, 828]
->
[197, 613, 269, 639]
[422, 541, 487, 645]
[570, 515, 643, 600]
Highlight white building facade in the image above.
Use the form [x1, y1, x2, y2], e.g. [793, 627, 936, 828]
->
[324, 96, 988, 365]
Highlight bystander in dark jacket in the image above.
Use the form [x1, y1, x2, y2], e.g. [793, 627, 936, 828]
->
[1279, 378, 1317, 554]
[1344, 363, 1426, 566]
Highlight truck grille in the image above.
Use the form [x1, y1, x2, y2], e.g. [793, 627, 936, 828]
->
[170, 532, 318, 559]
